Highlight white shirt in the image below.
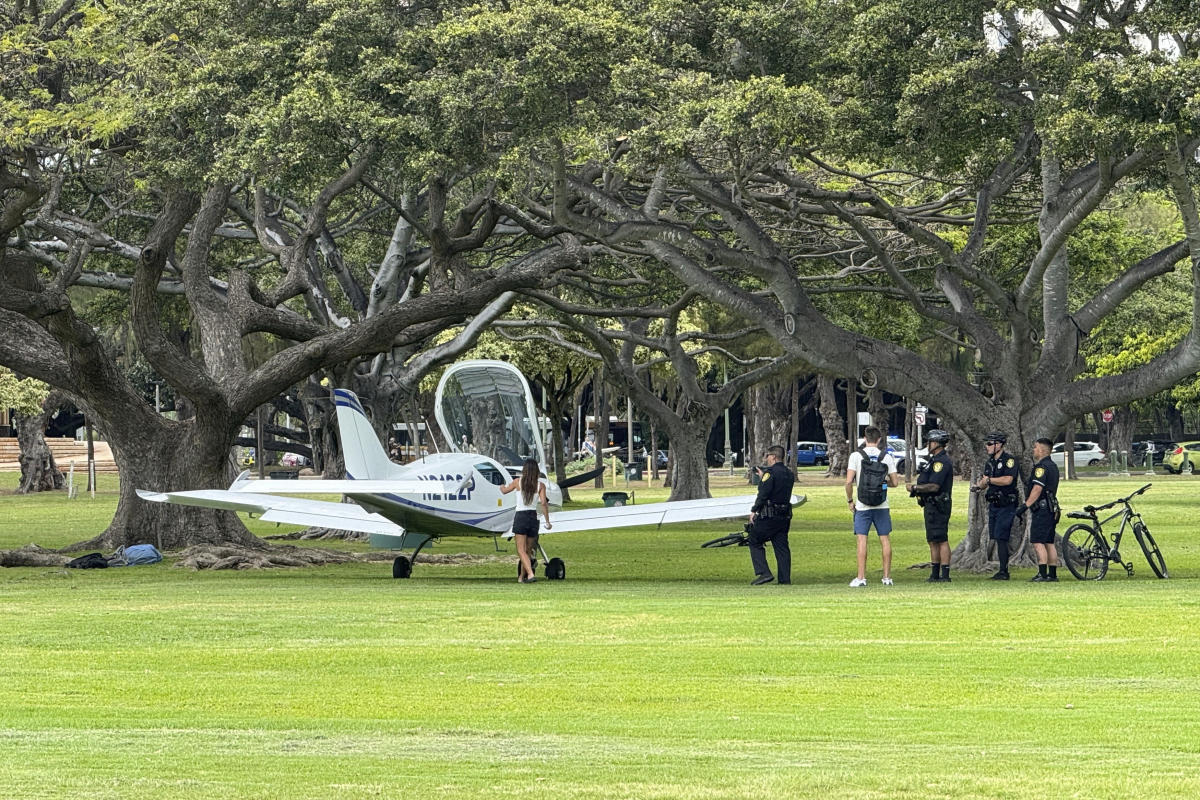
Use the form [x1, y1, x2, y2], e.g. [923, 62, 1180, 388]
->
[847, 446, 899, 510]
[515, 478, 547, 512]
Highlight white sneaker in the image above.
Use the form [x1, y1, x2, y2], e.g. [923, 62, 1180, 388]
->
[849, 577, 867, 587]
[881, 577, 894, 586]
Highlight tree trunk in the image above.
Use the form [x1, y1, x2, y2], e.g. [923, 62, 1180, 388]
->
[85, 418, 96, 493]
[15, 405, 63, 494]
[867, 387, 887, 434]
[903, 398, 915, 482]
[664, 423, 711, 500]
[67, 415, 260, 552]
[789, 380, 800, 469]
[1111, 405, 1136, 470]
[751, 380, 791, 454]
[1063, 420, 1076, 481]
[1165, 403, 1184, 441]
[593, 370, 607, 488]
[545, 387, 570, 502]
[818, 374, 849, 477]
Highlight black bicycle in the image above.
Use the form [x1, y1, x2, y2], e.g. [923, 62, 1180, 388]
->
[702, 528, 750, 548]
[1061, 483, 1168, 580]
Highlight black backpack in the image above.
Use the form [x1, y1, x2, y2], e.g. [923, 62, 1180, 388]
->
[856, 446, 889, 507]
[65, 552, 109, 569]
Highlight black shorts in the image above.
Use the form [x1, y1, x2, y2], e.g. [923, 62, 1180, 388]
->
[988, 505, 1016, 541]
[512, 510, 539, 536]
[1029, 512, 1056, 544]
[924, 507, 949, 543]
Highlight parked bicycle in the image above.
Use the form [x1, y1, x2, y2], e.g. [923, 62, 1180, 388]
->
[1061, 483, 1168, 580]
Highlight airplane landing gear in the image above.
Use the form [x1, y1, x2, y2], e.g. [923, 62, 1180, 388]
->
[545, 557, 566, 580]
[391, 535, 434, 579]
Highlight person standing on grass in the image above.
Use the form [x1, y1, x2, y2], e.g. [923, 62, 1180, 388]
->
[846, 426, 900, 587]
[500, 459, 552, 583]
[1018, 437, 1060, 582]
[973, 431, 1020, 580]
[906, 429, 955, 582]
[747, 445, 796, 586]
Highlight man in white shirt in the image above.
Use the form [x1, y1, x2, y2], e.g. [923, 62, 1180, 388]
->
[845, 426, 901, 587]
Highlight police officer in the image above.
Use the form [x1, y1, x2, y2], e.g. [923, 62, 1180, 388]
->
[973, 431, 1019, 580]
[906, 430, 954, 582]
[748, 444, 795, 585]
[1017, 437, 1060, 582]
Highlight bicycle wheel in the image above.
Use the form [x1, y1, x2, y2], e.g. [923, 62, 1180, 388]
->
[701, 532, 747, 548]
[1133, 522, 1169, 579]
[1062, 524, 1109, 580]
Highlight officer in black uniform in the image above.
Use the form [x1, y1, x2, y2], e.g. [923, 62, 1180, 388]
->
[1017, 436, 1060, 582]
[906, 429, 954, 582]
[973, 431, 1020, 580]
[748, 444, 795, 585]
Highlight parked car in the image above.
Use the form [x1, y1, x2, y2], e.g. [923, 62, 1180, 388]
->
[654, 449, 669, 468]
[1163, 441, 1200, 474]
[794, 441, 829, 467]
[1051, 441, 1105, 468]
[894, 445, 930, 474]
[1131, 440, 1176, 468]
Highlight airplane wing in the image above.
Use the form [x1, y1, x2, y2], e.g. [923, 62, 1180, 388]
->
[523, 494, 807, 535]
[135, 489, 403, 536]
[223, 472, 468, 497]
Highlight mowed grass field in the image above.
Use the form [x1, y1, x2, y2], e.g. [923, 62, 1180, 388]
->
[2, 468, 1200, 799]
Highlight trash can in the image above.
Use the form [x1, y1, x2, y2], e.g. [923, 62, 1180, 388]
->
[624, 462, 643, 481]
[602, 491, 629, 507]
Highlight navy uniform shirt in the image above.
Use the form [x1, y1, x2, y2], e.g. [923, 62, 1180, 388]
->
[917, 449, 954, 500]
[752, 461, 795, 512]
[984, 451, 1020, 501]
[1025, 455, 1059, 506]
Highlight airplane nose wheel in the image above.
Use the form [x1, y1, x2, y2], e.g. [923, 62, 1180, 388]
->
[545, 557, 566, 580]
[392, 556, 412, 579]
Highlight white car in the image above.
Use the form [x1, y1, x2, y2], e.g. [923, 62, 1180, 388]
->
[1051, 442, 1106, 468]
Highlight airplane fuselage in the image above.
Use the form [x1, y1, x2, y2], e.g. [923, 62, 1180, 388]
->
[348, 452, 563, 537]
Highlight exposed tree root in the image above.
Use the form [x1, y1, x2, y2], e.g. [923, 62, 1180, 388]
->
[172, 543, 362, 570]
[0, 544, 71, 568]
[263, 527, 368, 542]
[172, 543, 516, 570]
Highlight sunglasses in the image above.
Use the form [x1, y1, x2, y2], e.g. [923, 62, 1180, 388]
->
[986, 440, 1002, 445]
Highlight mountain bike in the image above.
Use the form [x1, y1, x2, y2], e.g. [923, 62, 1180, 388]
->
[1061, 483, 1168, 580]
[702, 523, 752, 548]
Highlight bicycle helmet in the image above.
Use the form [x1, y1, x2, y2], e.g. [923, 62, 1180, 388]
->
[985, 431, 1007, 444]
[927, 429, 951, 445]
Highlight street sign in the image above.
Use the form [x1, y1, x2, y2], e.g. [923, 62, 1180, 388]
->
[1102, 409, 1114, 423]
[914, 411, 926, 425]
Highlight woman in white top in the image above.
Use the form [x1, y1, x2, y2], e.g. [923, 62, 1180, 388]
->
[499, 459, 552, 583]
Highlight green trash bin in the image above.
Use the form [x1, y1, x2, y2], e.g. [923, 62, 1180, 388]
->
[624, 463, 643, 481]
[602, 491, 629, 507]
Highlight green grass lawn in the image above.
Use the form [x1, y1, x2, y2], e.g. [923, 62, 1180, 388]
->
[2, 470, 1199, 799]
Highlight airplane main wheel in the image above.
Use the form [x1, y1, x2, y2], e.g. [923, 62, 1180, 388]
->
[546, 558, 566, 580]
[393, 556, 412, 579]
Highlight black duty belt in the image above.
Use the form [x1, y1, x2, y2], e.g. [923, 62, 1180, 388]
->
[759, 502, 793, 519]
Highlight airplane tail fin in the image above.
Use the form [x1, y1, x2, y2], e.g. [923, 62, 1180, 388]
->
[334, 389, 396, 480]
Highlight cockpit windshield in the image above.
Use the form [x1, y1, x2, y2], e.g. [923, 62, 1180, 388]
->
[435, 361, 545, 470]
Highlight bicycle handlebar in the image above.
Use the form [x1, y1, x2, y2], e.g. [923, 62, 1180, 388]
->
[1077, 483, 1152, 515]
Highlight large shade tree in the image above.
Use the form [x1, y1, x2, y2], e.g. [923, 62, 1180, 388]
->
[501, 1, 1200, 568]
[0, 0, 584, 550]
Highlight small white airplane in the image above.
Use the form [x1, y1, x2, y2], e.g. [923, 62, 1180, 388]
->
[138, 360, 804, 579]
